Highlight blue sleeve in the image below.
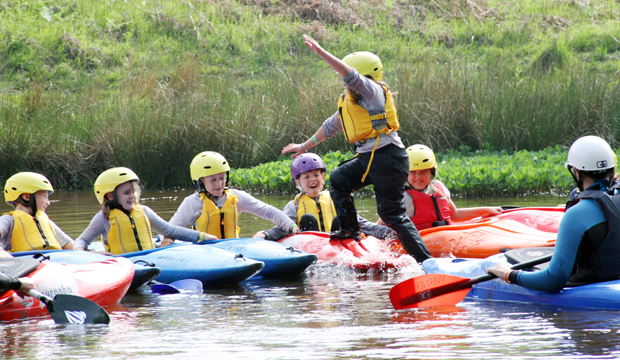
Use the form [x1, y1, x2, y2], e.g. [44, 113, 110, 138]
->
[516, 199, 606, 291]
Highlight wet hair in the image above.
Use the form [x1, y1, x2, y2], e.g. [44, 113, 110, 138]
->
[102, 181, 142, 220]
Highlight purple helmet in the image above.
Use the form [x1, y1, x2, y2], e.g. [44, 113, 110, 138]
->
[291, 153, 326, 184]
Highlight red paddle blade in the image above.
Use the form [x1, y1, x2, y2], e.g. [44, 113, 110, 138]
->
[389, 274, 472, 310]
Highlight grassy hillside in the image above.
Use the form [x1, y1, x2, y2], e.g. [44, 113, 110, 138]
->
[1, 0, 619, 189]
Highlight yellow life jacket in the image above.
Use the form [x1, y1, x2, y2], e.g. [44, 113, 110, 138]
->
[7, 210, 62, 252]
[337, 85, 399, 143]
[294, 191, 337, 232]
[194, 190, 240, 239]
[105, 205, 155, 254]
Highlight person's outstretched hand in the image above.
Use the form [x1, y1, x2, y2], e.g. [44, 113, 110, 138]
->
[282, 143, 305, 158]
[303, 34, 323, 55]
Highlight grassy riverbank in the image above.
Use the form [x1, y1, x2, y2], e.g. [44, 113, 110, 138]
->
[1, 0, 619, 189]
[230, 146, 586, 196]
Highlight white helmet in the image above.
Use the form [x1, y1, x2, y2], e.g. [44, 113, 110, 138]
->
[566, 135, 616, 172]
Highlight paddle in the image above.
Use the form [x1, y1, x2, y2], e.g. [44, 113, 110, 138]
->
[389, 254, 553, 310]
[27, 289, 111, 324]
[151, 279, 203, 294]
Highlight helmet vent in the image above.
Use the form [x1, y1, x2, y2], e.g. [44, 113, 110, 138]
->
[11, 187, 16, 191]
[423, 159, 429, 163]
[204, 166, 211, 169]
[374, 67, 378, 71]
[119, 173, 127, 176]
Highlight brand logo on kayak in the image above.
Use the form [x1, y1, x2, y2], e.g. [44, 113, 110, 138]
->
[597, 160, 608, 168]
[418, 290, 431, 301]
[65, 310, 87, 324]
[42, 286, 74, 298]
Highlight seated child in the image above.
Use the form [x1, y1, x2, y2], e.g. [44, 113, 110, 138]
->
[257, 152, 396, 241]
[164, 151, 298, 243]
[73, 167, 216, 254]
[1, 172, 74, 252]
[398, 145, 501, 230]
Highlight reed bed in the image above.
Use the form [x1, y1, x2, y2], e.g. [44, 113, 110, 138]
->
[1, 0, 619, 191]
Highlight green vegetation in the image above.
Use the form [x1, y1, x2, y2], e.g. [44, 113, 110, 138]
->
[1, 0, 619, 191]
[230, 146, 593, 196]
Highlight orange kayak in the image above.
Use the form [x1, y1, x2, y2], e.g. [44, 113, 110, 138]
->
[279, 231, 413, 271]
[461, 207, 564, 233]
[389, 217, 557, 258]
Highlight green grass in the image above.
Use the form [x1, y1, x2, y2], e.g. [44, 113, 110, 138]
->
[1, 0, 619, 190]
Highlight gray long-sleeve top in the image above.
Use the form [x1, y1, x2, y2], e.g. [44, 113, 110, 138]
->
[263, 191, 396, 241]
[0, 214, 73, 252]
[321, 69, 405, 153]
[168, 190, 296, 234]
[73, 205, 201, 250]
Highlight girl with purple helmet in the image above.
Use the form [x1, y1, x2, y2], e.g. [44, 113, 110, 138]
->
[257, 153, 395, 241]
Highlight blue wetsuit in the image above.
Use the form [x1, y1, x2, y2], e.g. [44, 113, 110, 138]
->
[514, 181, 608, 291]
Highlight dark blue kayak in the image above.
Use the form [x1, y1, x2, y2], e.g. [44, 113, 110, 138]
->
[185, 238, 318, 278]
[422, 253, 620, 310]
[12, 250, 161, 290]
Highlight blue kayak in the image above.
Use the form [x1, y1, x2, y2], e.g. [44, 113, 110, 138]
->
[187, 238, 318, 278]
[114, 245, 264, 286]
[12, 250, 162, 290]
[422, 254, 620, 310]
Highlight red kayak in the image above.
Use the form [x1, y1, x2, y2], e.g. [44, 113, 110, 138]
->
[461, 207, 564, 233]
[279, 232, 413, 271]
[0, 258, 134, 321]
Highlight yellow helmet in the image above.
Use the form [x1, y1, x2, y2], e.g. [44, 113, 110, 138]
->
[406, 144, 438, 175]
[4, 172, 54, 205]
[94, 167, 139, 204]
[342, 51, 383, 82]
[190, 151, 231, 192]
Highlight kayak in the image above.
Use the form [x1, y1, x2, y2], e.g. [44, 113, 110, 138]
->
[0, 257, 134, 321]
[279, 232, 414, 271]
[389, 218, 556, 258]
[422, 250, 620, 310]
[204, 238, 318, 277]
[114, 245, 265, 286]
[461, 207, 564, 233]
[12, 250, 162, 290]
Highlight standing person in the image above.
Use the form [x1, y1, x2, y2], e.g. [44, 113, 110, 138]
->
[487, 136, 620, 290]
[164, 151, 299, 244]
[400, 144, 501, 230]
[0, 172, 74, 252]
[282, 35, 432, 262]
[73, 167, 215, 254]
[256, 152, 395, 241]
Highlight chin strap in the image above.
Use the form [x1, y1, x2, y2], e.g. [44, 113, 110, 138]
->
[567, 166, 584, 192]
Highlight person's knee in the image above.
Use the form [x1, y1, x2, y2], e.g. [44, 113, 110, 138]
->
[299, 214, 319, 231]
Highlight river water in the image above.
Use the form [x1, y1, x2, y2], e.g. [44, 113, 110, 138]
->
[2, 190, 620, 360]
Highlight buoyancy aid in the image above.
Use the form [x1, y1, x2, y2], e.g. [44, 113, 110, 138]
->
[406, 186, 452, 231]
[105, 205, 155, 254]
[337, 85, 399, 144]
[194, 190, 240, 239]
[567, 188, 620, 283]
[294, 191, 337, 232]
[338, 85, 400, 183]
[6, 210, 62, 252]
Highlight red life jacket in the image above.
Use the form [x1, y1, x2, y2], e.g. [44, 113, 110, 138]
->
[406, 185, 452, 230]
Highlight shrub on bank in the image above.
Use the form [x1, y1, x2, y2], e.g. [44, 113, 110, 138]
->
[230, 146, 590, 197]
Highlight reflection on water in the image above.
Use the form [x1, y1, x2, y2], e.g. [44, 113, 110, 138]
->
[3, 191, 620, 359]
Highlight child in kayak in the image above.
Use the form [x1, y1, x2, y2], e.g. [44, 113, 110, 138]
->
[164, 151, 299, 243]
[0, 172, 75, 252]
[398, 144, 501, 230]
[488, 136, 620, 290]
[256, 152, 395, 241]
[282, 35, 432, 263]
[73, 167, 216, 254]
